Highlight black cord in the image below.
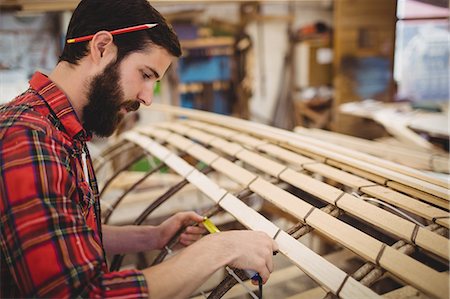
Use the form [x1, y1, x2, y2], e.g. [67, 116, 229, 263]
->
[257, 276, 263, 299]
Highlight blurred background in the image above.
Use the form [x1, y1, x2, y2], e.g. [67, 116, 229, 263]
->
[0, 0, 449, 152]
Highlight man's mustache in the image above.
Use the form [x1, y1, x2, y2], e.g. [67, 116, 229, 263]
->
[120, 100, 140, 112]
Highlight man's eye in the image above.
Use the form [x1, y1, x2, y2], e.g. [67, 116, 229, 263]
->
[142, 72, 151, 79]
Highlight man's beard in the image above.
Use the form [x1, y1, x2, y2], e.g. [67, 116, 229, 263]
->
[83, 60, 140, 137]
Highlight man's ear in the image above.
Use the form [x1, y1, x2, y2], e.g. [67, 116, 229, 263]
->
[89, 31, 117, 65]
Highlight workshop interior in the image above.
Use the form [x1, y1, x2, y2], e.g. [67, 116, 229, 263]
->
[0, 0, 449, 298]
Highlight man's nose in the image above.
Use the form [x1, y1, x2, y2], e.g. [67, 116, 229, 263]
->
[138, 83, 154, 106]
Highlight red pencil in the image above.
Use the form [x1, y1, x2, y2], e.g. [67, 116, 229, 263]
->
[66, 23, 158, 44]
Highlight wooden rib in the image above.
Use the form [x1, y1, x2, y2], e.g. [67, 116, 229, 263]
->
[156, 124, 450, 260]
[182, 121, 450, 230]
[122, 131, 380, 299]
[148, 104, 448, 198]
[136, 127, 449, 298]
[94, 141, 137, 171]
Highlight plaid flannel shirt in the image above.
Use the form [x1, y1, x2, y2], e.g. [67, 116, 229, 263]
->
[0, 72, 148, 298]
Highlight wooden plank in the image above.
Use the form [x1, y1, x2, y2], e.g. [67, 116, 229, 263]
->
[279, 169, 344, 203]
[257, 143, 315, 168]
[211, 158, 257, 187]
[236, 149, 287, 178]
[250, 178, 315, 221]
[362, 186, 450, 229]
[220, 193, 280, 238]
[379, 247, 449, 298]
[327, 160, 390, 185]
[304, 163, 374, 189]
[386, 181, 449, 210]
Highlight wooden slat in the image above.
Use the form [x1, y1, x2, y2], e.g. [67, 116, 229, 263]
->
[386, 181, 449, 210]
[361, 185, 450, 229]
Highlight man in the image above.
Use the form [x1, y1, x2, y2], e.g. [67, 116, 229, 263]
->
[0, 0, 278, 298]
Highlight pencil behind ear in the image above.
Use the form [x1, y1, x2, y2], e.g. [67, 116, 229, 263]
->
[89, 31, 115, 65]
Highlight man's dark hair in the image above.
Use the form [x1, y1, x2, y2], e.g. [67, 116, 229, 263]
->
[59, 0, 182, 64]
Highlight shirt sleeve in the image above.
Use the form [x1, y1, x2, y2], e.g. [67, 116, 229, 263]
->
[0, 128, 148, 298]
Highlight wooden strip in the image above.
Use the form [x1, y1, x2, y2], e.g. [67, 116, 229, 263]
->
[137, 126, 172, 140]
[233, 133, 268, 148]
[250, 178, 315, 221]
[304, 163, 373, 189]
[125, 132, 379, 298]
[220, 193, 280, 238]
[236, 149, 287, 178]
[257, 143, 315, 168]
[211, 158, 257, 187]
[164, 154, 193, 178]
[186, 170, 227, 204]
[166, 133, 194, 151]
[185, 144, 220, 165]
[386, 181, 449, 210]
[414, 227, 450, 260]
[362, 186, 449, 229]
[279, 169, 345, 204]
[186, 119, 237, 139]
[379, 247, 449, 298]
[275, 231, 378, 298]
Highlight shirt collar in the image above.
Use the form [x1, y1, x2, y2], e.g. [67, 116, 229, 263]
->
[29, 72, 91, 141]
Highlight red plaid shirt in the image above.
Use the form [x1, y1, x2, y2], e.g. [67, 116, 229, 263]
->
[0, 72, 148, 298]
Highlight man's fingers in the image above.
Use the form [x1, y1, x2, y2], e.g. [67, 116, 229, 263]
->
[185, 226, 206, 234]
[178, 211, 203, 224]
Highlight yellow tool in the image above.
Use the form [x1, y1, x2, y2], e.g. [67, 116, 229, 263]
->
[203, 217, 220, 234]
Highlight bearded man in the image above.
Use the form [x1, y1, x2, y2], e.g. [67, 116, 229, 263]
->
[0, 0, 277, 298]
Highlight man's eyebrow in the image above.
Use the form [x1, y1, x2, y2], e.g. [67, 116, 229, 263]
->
[145, 66, 160, 80]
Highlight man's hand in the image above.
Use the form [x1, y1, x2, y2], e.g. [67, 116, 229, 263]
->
[208, 230, 278, 284]
[156, 211, 206, 249]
